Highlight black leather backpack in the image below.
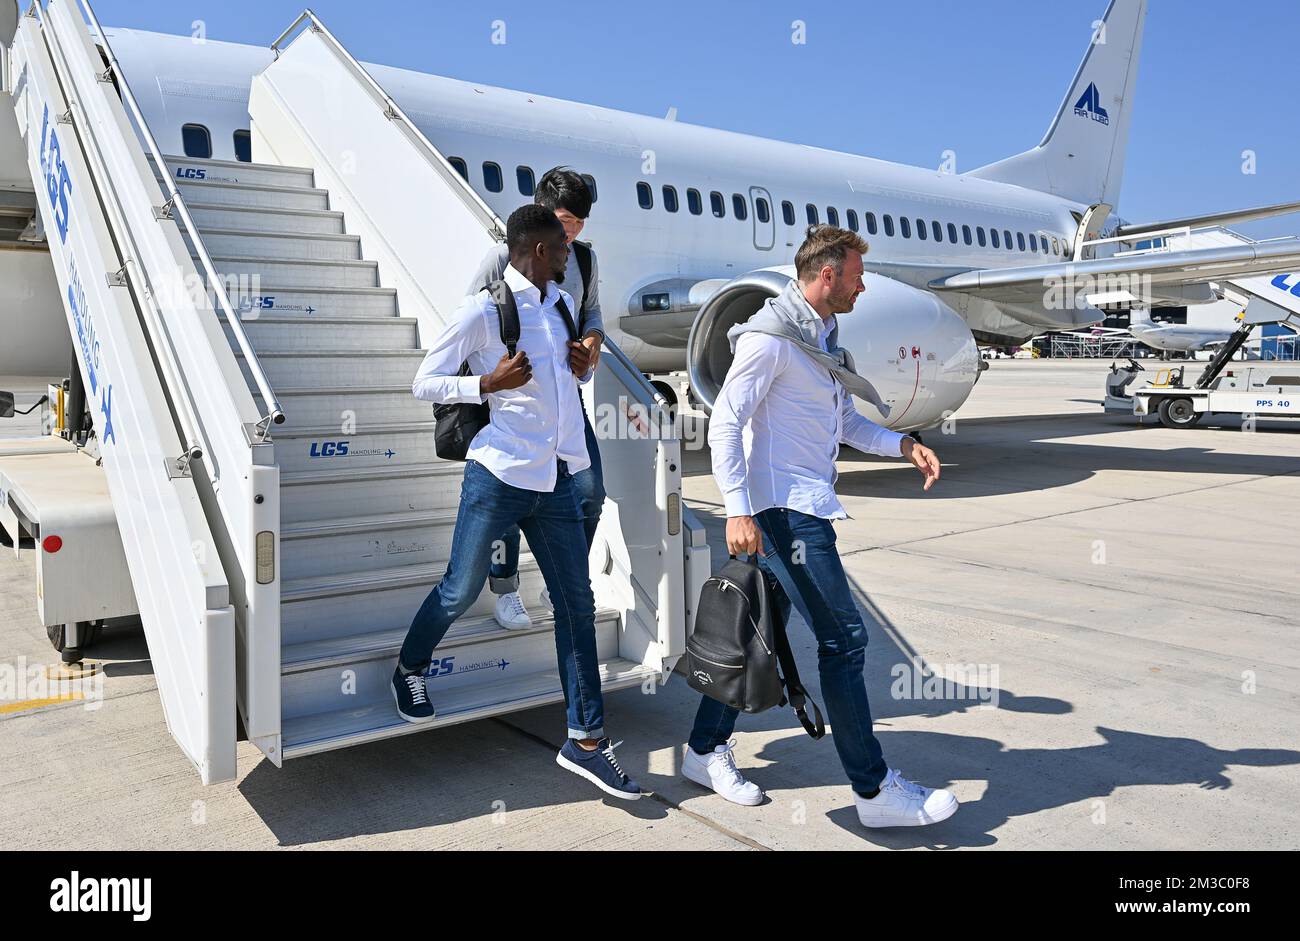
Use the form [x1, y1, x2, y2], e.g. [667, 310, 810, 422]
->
[686, 555, 825, 738]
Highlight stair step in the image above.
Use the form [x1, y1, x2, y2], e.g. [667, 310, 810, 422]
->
[267, 386, 428, 434]
[279, 461, 462, 523]
[281, 657, 655, 760]
[279, 557, 551, 647]
[225, 316, 418, 353]
[187, 202, 346, 236]
[154, 154, 316, 189]
[202, 254, 379, 289]
[279, 506, 456, 580]
[280, 609, 620, 722]
[237, 350, 422, 388]
[225, 287, 400, 321]
[187, 228, 361, 262]
[177, 178, 330, 211]
[271, 421, 442, 472]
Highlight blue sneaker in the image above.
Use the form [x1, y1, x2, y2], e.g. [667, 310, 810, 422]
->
[391, 666, 435, 723]
[556, 738, 644, 800]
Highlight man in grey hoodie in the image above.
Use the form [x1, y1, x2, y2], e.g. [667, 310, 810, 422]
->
[682, 225, 959, 830]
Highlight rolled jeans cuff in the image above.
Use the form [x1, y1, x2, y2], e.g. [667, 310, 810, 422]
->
[568, 725, 605, 741]
[489, 572, 520, 594]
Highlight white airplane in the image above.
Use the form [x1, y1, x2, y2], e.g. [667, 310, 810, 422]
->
[5, 0, 1300, 433]
[1126, 306, 1244, 356]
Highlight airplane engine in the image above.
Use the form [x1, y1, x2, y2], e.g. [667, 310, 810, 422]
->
[686, 267, 983, 433]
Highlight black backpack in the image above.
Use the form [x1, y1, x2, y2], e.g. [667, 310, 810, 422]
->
[686, 556, 825, 739]
[433, 279, 579, 461]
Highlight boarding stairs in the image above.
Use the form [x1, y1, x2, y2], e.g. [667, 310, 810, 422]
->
[7, 1, 707, 783]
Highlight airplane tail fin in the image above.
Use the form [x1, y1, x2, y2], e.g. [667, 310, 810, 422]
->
[965, 0, 1147, 209]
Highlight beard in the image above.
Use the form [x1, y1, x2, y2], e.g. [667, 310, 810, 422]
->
[553, 267, 566, 284]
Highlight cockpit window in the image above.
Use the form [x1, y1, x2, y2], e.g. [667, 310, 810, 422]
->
[181, 123, 212, 159]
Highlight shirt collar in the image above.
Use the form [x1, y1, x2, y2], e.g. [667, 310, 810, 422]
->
[504, 262, 557, 306]
[793, 288, 836, 349]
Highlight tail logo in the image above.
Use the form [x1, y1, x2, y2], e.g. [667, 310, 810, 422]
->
[1073, 82, 1111, 126]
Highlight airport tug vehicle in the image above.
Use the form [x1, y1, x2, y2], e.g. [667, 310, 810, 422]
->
[1105, 303, 1300, 428]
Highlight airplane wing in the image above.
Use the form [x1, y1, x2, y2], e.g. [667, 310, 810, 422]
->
[928, 237, 1300, 308]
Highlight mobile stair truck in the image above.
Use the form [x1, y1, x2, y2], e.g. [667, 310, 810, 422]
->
[2, 1, 709, 784]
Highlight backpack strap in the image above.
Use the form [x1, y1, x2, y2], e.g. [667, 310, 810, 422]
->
[554, 292, 579, 344]
[571, 240, 593, 335]
[487, 279, 521, 355]
[773, 603, 826, 740]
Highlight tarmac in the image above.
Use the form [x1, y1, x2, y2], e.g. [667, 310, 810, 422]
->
[2, 359, 1298, 850]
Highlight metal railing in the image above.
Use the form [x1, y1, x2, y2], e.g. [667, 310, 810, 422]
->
[270, 8, 669, 416]
[75, 0, 284, 434]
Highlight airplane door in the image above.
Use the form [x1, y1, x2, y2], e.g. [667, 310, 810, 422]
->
[749, 185, 775, 251]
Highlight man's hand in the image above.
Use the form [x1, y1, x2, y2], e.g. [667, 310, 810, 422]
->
[726, 515, 764, 557]
[568, 339, 595, 377]
[480, 351, 531, 394]
[900, 437, 941, 491]
[581, 331, 602, 370]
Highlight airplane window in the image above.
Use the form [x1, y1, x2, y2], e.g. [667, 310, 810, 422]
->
[687, 188, 703, 215]
[865, 212, 878, 235]
[883, 214, 894, 237]
[483, 162, 503, 193]
[181, 123, 212, 159]
[990, 228, 1000, 248]
[806, 204, 819, 225]
[900, 217, 912, 239]
[962, 224, 973, 246]
[947, 222, 958, 244]
[826, 207, 839, 227]
[637, 182, 654, 210]
[756, 197, 770, 224]
[233, 129, 251, 163]
[1017, 232, 1026, 252]
[1004, 229, 1014, 250]
[711, 191, 725, 217]
[977, 227, 986, 247]
[846, 209, 858, 232]
[1051, 236, 1061, 254]
[516, 165, 535, 196]
[934, 221, 945, 243]
[782, 201, 795, 226]
[915, 218, 927, 240]
[580, 174, 598, 202]
[448, 156, 469, 181]
[732, 194, 748, 220]
[663, 185, 679, 212]
[1029, 234, 1038, 252]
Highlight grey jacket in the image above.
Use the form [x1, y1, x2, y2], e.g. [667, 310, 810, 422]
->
[467, 241, 605, 339]
[727, 278, 890, 416]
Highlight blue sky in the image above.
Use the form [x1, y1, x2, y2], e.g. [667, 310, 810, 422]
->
[87, 0, 1299, 239]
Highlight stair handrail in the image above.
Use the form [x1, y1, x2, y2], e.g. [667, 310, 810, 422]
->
[75, 0, 285, 435]
[270, 8, 669, 416]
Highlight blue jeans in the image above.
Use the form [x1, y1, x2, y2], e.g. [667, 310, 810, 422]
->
[490, 412, 605, 593]
[688, 508, 889, 796]
[399, 458, 604, 740]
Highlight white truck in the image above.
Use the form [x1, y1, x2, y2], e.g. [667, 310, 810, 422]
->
[1105, 301, 1300, 428]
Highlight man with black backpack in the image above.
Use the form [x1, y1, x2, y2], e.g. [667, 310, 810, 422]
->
[465, 167, 607, 632]
[685, 225, 959, 828]
[395, 204, 644, 801]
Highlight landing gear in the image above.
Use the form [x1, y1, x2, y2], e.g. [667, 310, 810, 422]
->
[47, 619, 103, 663]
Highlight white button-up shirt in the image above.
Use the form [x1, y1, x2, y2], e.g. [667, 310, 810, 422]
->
[412, 263, 591, 492]
[709, 300, 906, 520]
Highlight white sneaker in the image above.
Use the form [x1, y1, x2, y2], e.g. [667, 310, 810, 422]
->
[682, 739, 764, 806]
[538, 588, 553, 611]
[854, 768, 958, 828]
[493, 591, 532, 630]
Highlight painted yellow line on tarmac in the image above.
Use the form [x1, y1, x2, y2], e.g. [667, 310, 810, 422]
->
[0, 693, 85, 714]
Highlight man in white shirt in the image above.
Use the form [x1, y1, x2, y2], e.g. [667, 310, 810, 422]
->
[393, 205, 643, 800]
[682, 225, 960, 828]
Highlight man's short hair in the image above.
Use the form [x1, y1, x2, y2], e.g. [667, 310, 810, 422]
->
[794, 225, 869, 281]
[506, 203, 565, 254]
[535, 166, 593, 219]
